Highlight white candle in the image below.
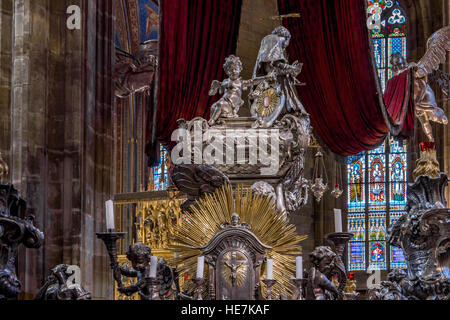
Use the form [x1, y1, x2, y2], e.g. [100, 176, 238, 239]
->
[296, 256, 303, 279]
[196, 256, 205, 279]
[150, 256, 158, 278]
[105, 200, 115, 231]
[266, 259, 274, 280]
[334, 208, 343, 233]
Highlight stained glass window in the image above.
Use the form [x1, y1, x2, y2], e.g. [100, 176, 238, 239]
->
[345, 0, 409, 272]
[367, 0, 407, 91]
[151, 146, 170, 191]
[347, 137, 408, 271]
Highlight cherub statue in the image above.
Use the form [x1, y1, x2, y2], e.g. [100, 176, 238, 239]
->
[390, 26, 450, 142]
[305, 246, 344, 300]
[114, 243, 174, 300]
[368, 269, 408, 300]
[34, 265, 91, 300]
[208, 55, 275, 126]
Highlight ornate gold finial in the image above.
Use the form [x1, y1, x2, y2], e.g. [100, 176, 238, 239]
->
[413, 142, 440, 180]
[0, 152, 9, 183]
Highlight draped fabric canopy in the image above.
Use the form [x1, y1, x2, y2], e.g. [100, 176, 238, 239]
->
[278, 0, 413, 156]
[149, 0, 242, 161]
[383, 70, 415, 136]
[150, 0, 414, 162]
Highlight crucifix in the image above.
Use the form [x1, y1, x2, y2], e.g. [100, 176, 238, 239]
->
[223, 251, 248, 288]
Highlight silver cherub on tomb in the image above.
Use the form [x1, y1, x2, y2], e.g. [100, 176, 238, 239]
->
[250, 26, 308, 128]
[208, 55, 275, 126]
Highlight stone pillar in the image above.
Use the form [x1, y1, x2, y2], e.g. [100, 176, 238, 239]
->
[0, 0, 12, 170]
[81, 0, 115, 299]
[7, 0, 114, 299]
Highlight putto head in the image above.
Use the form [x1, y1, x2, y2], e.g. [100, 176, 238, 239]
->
[390, 53, 407, 74]
[309, 246, 337, 274]
[223, 55, 243, 78]
[126, 242, 152, 271]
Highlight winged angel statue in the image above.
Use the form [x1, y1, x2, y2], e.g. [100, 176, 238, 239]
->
[391, 26, 450, 142]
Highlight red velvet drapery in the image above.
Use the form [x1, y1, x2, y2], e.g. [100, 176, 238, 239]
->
[149, 0, 242, 159]
[278, 0, 408, 156]
[383, 70, 415, 136]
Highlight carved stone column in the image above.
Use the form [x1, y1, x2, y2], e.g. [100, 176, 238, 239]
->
[6, 0, 114, 299]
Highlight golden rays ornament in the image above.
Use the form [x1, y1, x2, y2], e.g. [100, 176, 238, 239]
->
[254, 87, 281, 118]
[169, 185, 307, 299]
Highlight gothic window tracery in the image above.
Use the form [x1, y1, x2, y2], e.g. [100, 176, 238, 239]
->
[347, 1, 408, 272]
[367, 0, 407, 91]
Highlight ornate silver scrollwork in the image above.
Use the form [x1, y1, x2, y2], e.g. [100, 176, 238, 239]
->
[386, 173, 450, 300]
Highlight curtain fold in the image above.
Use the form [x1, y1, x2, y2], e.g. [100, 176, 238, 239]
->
[383, 69, 415, 136]
[278, 0, 412, 156]
[148, 0, 242, 163]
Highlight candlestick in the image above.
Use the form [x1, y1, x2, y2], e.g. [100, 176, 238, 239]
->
[296, 256, 303, 279]
[334, 208, 342, 233]
[266, 259, 274, 280]
[262, 279, 277, 300]
[105, 200, 115, 231]
[325, 232, 353, 261]
[196, 256, 205, 279]
[150, 256, 158, 278]
[96, 232, 126, 287]
[290, 278, 306, 300]
[192, 278, 206, 300]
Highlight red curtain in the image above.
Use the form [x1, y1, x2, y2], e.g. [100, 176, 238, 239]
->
[383, 70, 415, 136]
[278, 0, 396, 156]
[148, 0, 242, 162]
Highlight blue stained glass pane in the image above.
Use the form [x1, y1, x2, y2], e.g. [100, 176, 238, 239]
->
[152, 146, 170, 191]
[369, 242, 387, 270]
[391, 37, 403, 54]
[349, 242, 366, 271]
[390, 212, 407, 268]
[373, 38, 386, 68]
[389, 138, 407, 210]
[369, 153, 386, 210]
[347, 155, 365, 212]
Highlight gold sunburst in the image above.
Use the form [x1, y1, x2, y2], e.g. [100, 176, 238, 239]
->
[255, 88, 281, 117]
[168, 185, 307, 299]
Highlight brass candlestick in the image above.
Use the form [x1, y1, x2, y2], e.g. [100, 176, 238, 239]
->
[262, 279, 277, 300]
